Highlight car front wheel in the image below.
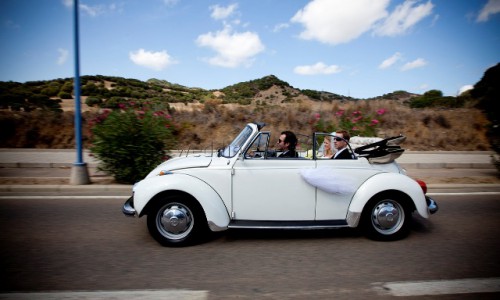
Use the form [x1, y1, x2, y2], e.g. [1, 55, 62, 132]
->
[147, 195, 208, 247]
[361, 193, 411, 241]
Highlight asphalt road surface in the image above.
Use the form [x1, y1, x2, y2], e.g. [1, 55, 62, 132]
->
[1, 191, 499, 299]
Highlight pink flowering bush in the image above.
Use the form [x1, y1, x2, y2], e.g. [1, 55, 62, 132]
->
[311, 108, 386, 137]
[90, 102, 176, 183]
[310, 113, 334, 132]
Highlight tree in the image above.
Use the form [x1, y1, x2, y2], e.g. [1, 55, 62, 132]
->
[470, 63, 500, 171]
[472, 63, 500, 124]
[423, 89, 443, 98]
[410, 90, 452, 108]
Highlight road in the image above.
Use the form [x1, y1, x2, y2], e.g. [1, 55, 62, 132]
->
[1, 190, 499, 299]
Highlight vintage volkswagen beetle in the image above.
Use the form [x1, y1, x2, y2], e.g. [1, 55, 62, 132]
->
[123, 122, 438, 246]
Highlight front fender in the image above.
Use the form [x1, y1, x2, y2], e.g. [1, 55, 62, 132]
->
[133, 173, 230, 231]
[347, 173, 429, 227]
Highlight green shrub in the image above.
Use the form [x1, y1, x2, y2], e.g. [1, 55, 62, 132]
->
[41, 84, 60, 97]
[101, 96, 124, 108]
[61, 81, 73, 93]
[301, 89, 321, 100]
[90, 108, 176, 183]
[27, 94, 62, 112]
[410, 90, 467, 108]
[58, 91, 73, 99]
[85, 96, 102, 107]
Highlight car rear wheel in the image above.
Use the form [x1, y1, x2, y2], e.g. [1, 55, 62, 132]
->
[361, 193, 411, 241]
[147, 195, 208, 247]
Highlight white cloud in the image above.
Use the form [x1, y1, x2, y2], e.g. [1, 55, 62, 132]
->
[374, 0, 434, 36]
[57, 48, 69, 65]
[294, 62, 341, 75]
[477, 0, 500, 22]
[458, 85, 473, 95]
[379, 52, 402, 69]
[196, 27, 265, 68]
[129, 49, 177, 71]
[291, 0, 389, 45]
[273, 23, 290, 33]
[210, 4, 238, 20]
[291, 0, 434, 45]
[79, 4, 105, 17]
[62, 0, 116, 17]
[401, 58, 427, 71]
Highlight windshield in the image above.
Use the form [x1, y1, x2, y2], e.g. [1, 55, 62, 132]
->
[220, 125, 253, 158]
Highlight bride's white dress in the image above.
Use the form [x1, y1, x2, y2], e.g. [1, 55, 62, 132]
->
[299, 167, 357, 194]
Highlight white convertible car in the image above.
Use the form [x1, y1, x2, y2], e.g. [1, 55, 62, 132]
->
[123, 122, 438, 246]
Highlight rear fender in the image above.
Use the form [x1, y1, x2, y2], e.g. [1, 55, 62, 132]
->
[133, 173, 230, 231]
[346, 173, 429, 227]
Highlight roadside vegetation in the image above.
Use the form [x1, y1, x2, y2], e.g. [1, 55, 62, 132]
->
[90, 102, 176, 183]
[1, 63, 499, 180]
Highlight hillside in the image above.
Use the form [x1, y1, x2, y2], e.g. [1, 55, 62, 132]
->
[0, 74, 419, 111]
[0, 73, 493, 152]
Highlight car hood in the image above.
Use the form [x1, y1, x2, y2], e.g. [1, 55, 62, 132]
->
[145, 155, 213, 178]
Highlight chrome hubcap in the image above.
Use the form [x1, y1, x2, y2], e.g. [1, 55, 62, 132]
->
[157, 203, 193, 239]
[371, 200, 404, 234]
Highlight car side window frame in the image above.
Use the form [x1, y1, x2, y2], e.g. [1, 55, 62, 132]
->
[243, 132, 271, 159]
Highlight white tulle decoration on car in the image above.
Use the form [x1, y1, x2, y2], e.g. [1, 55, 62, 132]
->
[300, 167, 357, 194]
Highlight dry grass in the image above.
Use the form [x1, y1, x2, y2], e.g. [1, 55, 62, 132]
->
[0, 99, 491, 151]
[171, 99, 490, 151]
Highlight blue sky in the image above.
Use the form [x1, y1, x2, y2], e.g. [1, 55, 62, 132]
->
[1, 0, 499, 98]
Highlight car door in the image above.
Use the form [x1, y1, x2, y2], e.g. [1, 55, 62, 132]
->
[314, 159, 379, 220]
[231, 133, 316, 221]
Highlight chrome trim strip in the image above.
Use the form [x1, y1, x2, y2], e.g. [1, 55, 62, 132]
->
[228, 224, 349, 230]
[227, 220, 349, 230]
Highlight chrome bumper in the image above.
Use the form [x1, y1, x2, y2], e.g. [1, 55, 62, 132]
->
[426, 196, 438, 214]
[122, 196, 136, 217]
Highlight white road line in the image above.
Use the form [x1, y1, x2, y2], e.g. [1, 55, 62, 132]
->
[428, 192, 500, 196]
[0, 289, 208, 300]
[374, 277, 500, 296]
[2, 279, 499, 299]
[0, 196, 129, 200]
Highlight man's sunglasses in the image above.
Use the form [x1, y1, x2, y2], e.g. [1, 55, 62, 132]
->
[333, 137, 343, 142]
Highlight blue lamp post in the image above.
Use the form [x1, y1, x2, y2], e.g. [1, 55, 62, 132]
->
[70, 0, 90, 185]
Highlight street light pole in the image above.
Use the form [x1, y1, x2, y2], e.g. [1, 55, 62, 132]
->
[70, 0, 90, 185]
